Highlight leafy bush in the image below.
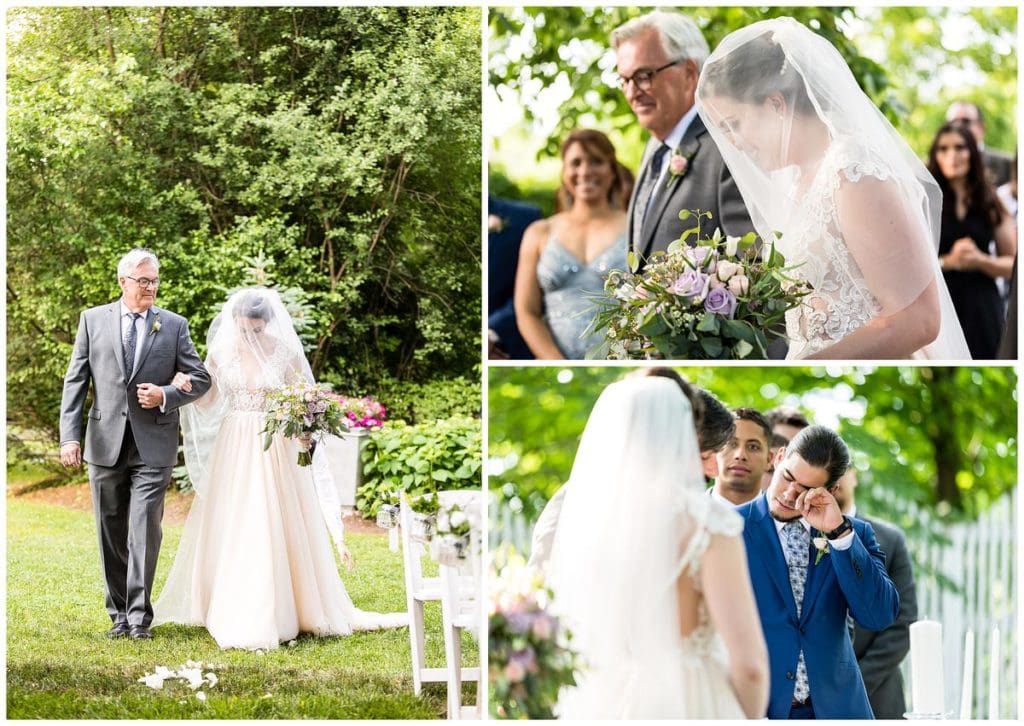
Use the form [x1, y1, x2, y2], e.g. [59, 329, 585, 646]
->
[357, 416, 481, 517]
[372, 376, 481, 424]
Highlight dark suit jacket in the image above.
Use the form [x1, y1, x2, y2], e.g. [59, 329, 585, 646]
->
[626, 114, 754, 268]
[488, 195, 542, 359]
[852, 514, 918, 720]
[984, 148, 1014, 188]
[737, 495, 899, 719]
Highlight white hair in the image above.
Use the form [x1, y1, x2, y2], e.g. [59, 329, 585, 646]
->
[611, 11, 710, 70]
[117, 248, 160, 277]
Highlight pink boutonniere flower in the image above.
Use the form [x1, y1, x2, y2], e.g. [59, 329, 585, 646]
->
[666, 148, 694, 188]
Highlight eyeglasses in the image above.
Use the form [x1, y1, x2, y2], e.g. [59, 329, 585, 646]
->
[613, 60, 683, 92]
[126, 275, 160, 288]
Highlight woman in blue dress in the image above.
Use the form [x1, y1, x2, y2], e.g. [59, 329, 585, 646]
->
[514, 129, 633, 359]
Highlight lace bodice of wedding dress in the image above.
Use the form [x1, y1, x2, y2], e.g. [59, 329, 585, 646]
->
[781, 138, 890, 359]
[217, 343, 298, 412]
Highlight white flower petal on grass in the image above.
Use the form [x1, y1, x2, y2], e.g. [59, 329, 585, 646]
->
[196, 692, 207, 702]
[286, 640, 297, 648]
[138, 673, 166, 690]
[205, 672, 218, 687]
[182, 668, 205, 689]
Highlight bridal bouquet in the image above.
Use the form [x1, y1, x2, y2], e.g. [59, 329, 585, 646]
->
[262, 382, 347, 466]
[587, 210, 810, 359]
[490, 554, 580, 719]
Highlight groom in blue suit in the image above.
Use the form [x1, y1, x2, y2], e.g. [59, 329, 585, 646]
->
[737, 426, 898, 719]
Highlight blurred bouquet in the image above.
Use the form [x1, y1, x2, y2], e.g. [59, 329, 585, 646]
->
[429, 502, 477, 565]
[587, 210, 810, 359]
[490, 554, 580, 719]
[262, 382, 346, 466]
[332, 395, 387, 430]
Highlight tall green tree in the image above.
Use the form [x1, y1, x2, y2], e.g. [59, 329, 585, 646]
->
[8, 7, 482, 444]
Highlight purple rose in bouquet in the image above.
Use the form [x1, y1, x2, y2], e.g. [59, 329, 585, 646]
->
[704, 287, 738, 318]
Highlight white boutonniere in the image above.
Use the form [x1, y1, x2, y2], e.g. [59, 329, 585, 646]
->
[149, 313, 161, 337]
[488, 214, 508, 234]
[812, 536, 830, 565]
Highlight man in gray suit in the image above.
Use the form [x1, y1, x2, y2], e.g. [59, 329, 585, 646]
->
[60, 249, 210, 640]
[611, 10, 755, 270]
[834, 469, 918, 718]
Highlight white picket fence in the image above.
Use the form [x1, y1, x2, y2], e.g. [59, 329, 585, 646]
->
[887, 490, 1018, 719]
[491, 489, 1018, 718]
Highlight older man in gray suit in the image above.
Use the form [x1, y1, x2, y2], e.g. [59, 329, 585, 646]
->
[60, 249, 210, 640]
[612, 11, 754, 270]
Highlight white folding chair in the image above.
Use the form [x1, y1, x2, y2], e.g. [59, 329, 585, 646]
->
[399, 492, 445, 694]
[437, 491, 482, 719]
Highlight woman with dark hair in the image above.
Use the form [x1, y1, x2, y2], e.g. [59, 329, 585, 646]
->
[514, 129, 634, 359]
[928, 122, 1016, 359]
[696, 18, 969, 359]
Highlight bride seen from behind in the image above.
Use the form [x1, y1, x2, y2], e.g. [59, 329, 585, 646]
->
[153, 288, 405, 650]
[547, 377, 768, 718]
[696, 17, 971, 360]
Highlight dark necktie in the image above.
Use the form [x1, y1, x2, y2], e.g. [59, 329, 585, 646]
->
[631, 143, 670, 250]
[124, 312, 141, 378]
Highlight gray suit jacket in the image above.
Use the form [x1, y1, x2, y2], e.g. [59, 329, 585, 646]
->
[627, 114, 755, 268]
[852, 514, 918, 719]
[60, 302, 210, 468]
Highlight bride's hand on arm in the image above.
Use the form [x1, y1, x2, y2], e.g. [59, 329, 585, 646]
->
[171, 372, 193, 393]
[700, 533, 770, 719]
[809, 178, 942, 358]
[513, 219, 567, 360]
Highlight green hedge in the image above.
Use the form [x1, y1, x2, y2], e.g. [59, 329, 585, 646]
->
[357, 416, 482, 517]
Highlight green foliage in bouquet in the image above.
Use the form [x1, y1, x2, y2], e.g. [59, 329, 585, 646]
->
[587, 210, 810, 360]
[490, 554, 582, 719]
[261, 383, 347, 466]
[357, 416, 482, 517]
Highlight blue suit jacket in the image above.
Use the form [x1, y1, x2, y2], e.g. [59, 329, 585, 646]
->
[737, 494, 899, 719]
[488, 195, 542, 359]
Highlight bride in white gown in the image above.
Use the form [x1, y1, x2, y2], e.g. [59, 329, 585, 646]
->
[696, 17, 970, 360]
[153, 288, 405, 650]
[547, 377, 768, 718]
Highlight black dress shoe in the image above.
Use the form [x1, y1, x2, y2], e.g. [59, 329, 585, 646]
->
[106, 622, 131, 639]
[128, 625, 153, 640]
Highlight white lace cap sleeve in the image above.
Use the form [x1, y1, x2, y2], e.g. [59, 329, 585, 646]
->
[677, 491, 744, 581]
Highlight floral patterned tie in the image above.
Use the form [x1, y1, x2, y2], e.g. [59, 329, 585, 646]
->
[124, 312, 141, 378]
[782, 520, 811, 703]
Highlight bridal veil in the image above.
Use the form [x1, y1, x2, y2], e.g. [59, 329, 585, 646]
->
[695, 17, 970, 359]
[548, 377, 737, 716]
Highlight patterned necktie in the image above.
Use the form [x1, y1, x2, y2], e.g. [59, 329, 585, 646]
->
[631, 143, 670, 251]
[781, 520, 811, 703]
[124, 312, 142, 378]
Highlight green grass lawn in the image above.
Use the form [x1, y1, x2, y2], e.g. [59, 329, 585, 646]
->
[7, 489, 477, 718]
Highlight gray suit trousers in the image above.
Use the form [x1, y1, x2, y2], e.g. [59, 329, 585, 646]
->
[88, 424, 171, 627]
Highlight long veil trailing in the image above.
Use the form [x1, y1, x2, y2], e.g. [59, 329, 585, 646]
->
[695, 17, 970, 359]
[548, 377, 735, 717]
[180, 288, 345, 546]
